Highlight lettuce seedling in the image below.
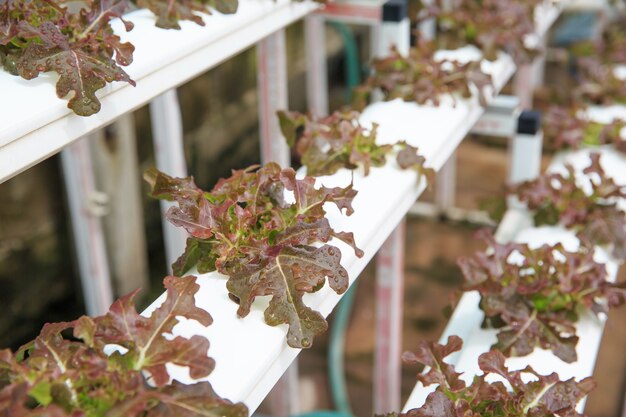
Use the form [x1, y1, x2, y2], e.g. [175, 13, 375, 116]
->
[391, 335, 596, 417]
[145, 163, 363, 349]
[417, 0, 540, 65]
[277, 109, 435, 182]
[0, 0, 238, 116]
[458, 231, 626, 362]
[543, 106, 626, 153]
[354, 42, 493, 109]
[0, 275, 248, 417]
[512, 153, 626, 260]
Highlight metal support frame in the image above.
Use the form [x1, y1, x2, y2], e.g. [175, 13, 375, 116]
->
[512, 50, 548, 110]
[257, 29, 290, 167]
[150, 89, 189, 273]
[61, 136, 114, 316]
[305, 15, 329, 117]
[373, 219, 406, 413]
[90, 115, 150, 297]
[307, 0, 410, 111]
[268, 361, 300, 417]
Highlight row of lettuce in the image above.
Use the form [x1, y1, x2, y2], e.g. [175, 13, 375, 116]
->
[3, 0, 623, 118]
[2, 0, 626, 416]
[4, 118, 625, 416]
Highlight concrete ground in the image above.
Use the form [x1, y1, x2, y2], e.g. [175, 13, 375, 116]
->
[282, 138, 626, 417]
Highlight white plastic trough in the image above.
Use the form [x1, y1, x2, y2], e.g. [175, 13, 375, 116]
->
[403, 147, 626, 412]
[0, 0, 318, 183]
[138, 47, 515, 413]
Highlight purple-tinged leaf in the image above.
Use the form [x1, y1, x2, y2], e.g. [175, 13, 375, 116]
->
[402, 335, 465, 392]
[356, 42, 494, 109]
[146, 164, 361, 348]
[226, 245, 349, 348]
[136, 0, 238, 29]
[512, 154, 626, 259]
[91, 275, 214, 386]
[278, 111, 434, 183]
[0, 274, 245, 416]
[172, 238, 217, 276]
[401, 336, 593, 417]
[408, 391, 456, 417]
[148, 381, 247, 417]
[460, 230, 625, 362]
[15, 30, 134, 116]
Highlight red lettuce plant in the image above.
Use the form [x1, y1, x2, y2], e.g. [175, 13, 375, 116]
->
[145, 163, 363, 349]
[600, 25, 626, 64]
[458, 231, 626, 362]
[575, 57, 626, 105]
[571, 25, 626, 65]
[136, 0, 239, 29]
[354, 42, 493, 109]
[512, 153, 626, 260]
[543, 106, 626, 153]
[0, 0, 238, 116]
[277, 109, 435, 180]
[391, 335, 595, 417]
[0, 275, 248, 417]
[417, 0, 540, 65]
[1, 0, 136, 116]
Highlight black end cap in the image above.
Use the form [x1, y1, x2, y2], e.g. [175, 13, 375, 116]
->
[383, 0, 407, 22]
[517, 110, 541, 135]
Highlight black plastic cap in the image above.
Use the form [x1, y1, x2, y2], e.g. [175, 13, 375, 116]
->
[517, 110, 541, 135]
[383, 0, 407, 22]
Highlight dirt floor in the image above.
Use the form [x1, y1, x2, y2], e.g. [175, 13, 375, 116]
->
[269, 138, 626, 417]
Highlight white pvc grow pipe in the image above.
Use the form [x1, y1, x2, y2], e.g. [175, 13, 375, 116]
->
[403, 147, 626, 412]
[138, 49, 516, 414]
[0, 0, 319, 184]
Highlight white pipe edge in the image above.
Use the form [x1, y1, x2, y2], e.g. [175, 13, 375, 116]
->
[403, 147, 626, 412]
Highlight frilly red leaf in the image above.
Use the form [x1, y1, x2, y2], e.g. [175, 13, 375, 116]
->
[146, 164, 362, 348]
[0, 276, 247, 417]
[459, 230, 625, 362]
[398, 337, 593, 417]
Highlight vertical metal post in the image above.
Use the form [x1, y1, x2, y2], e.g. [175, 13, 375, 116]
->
[374, 220, 406, 413]
[430, 0, 452, 216]
[90, 115, 150, 296]
[257, 29, 299, 417]
[257, 29, 290, 167]
[269, 360, 300, 417]
[435, 154, 457, 214]
[305, 15, 329, 117]
[374, 1, 409, 413]
[508, 110, 543, 209]
[513, 33, 548, 109]
[512, 65, 534, 110]
[61, 136, 114, 316]
[150, 89, 189, 273]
